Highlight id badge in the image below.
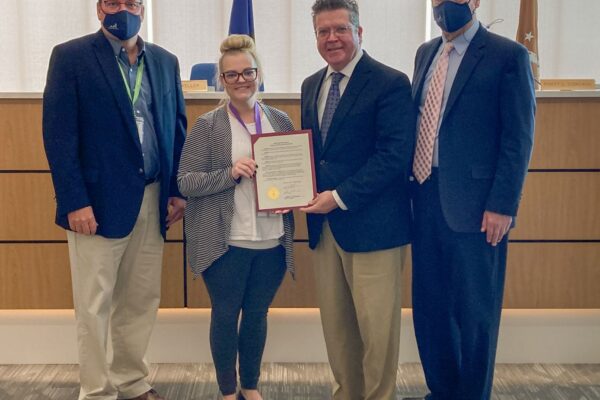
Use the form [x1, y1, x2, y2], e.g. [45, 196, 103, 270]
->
[135, 115, 144, 144]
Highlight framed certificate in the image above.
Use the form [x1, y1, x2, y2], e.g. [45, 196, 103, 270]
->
[251, 129, 317, 211]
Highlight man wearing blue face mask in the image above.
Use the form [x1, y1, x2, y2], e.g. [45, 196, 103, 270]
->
[408, 0, 535, 399]
[42, 1, 187, 399]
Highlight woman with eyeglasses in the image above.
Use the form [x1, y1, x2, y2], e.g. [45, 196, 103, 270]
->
[177, 35, 295, 400]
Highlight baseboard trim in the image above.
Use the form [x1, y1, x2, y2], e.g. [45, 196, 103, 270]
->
[1, 308, 598, 364]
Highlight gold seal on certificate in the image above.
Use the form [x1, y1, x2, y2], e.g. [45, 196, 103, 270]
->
[251, 130, 317, 211]
[267, 186, 281, 200]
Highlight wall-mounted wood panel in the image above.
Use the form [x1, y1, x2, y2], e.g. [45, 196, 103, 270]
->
[2, 97, 599, 310]
[504, 243, 600, 308]
[0, 173, 62, 240]
[0, 173, 182, 241]
[160, 243, 185, 308]
[0, 100, 46, 170]
[0, 243, 184, 309]
[185, 101, 221, 126]
[512, 172, 600, 240]
[0, 244, 72, 309]
[530, 99, 600, 169]
[292, 211, 308, 241]
[185, 99, 301, 131]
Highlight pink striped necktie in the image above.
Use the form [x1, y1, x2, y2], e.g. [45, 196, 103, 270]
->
[413, 42, 454, 184]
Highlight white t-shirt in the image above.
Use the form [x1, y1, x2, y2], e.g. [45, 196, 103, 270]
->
[227, 109, 284, 249]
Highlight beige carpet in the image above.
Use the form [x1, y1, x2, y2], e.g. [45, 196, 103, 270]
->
[0, 363, 598, 399]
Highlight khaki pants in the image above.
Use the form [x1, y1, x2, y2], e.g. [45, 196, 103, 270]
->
[67, 183, 164, 400]
[314, 222, 405, 400]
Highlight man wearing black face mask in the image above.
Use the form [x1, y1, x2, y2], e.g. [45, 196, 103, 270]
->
[408, 0, 535, 399]
[42, 1, 187, 399]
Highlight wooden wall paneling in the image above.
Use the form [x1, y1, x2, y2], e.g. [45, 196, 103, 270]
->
[185, 99, 301, 131]
[0, 242, 184, 309]
[292, 210, 308, 241]
[272, 243, 317, 307]
[185, 101, 221, 127]
[530, 99, 600, 169]
[0, 173, 184, 241]
[0, 100, 47, 170]
[404, 243, 600, 309]
[166, 220, 183, 241]
[262, 99, 302, 130]
[160, 243, 185, 308]
[511, 172, 600, 240]
[0, 173, 64, 241]
[504, 243, 600, 308]
[0, 243, 73, 309]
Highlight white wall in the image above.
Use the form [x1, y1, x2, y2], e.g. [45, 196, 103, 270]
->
[1, 0, 599, 92]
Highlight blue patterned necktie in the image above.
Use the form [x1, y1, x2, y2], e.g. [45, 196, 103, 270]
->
[320, 72, 344, 144]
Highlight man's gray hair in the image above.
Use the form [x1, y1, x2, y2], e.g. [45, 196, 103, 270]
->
[311, 0, 360, 28]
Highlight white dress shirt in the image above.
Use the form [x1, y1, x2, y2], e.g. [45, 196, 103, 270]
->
[228, 109, 284, 249]
[317, 48, 364, 210]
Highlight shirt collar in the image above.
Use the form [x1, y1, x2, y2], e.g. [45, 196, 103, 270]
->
[325, 48, 364, 81]
[443, 19, 480, 56]
[104, 32, 146, 62]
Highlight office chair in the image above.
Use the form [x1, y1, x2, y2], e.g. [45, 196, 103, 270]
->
[190, 63, 219, 90]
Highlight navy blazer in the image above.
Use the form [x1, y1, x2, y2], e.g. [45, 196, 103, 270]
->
[43, 31, 187, 238]
[301, 52, 416, 252]
[412, 26, 536, 232]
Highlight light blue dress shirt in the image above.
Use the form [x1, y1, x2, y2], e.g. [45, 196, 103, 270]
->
[418, 20, 480, 166]
[107, 35, 160, 180]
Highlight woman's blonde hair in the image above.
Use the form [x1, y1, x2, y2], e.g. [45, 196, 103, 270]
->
[218, 34, 263, 89]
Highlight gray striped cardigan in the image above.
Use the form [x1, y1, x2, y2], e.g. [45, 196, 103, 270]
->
[178, 103, 295, 277]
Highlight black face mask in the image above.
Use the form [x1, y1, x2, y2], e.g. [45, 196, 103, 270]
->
[103, 10, 142, 40]
[433, 1, 473, 33]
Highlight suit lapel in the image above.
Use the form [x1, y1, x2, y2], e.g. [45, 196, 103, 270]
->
[92, 31, 141, 152]
[321, 54, 371, 156]
[144, 45, 164, 146]
[413, 38, 442, 101]
[443, 26, 486, 119]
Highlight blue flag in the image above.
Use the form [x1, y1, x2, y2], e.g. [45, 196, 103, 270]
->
[229, 0, 255, 39]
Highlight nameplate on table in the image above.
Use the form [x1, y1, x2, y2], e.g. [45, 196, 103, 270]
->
[181, 80, 208, 92]
[541, 79, 596, 91]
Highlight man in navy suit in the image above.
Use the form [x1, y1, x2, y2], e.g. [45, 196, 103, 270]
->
[300, 1, 415, 399]
[42, 1, 186, 399]
[410, 1, 535, 399]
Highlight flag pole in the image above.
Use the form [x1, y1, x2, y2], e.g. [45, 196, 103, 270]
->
[516, 0, 540, 89]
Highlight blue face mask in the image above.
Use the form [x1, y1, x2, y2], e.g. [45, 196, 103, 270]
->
[102, 10, 142, 40]
[433, 1, 473, 33]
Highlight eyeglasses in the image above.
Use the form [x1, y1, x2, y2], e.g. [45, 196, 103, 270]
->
[221, 68, 258, 84]
[315, 24, 354, 40]
[102, 1, 143, 14]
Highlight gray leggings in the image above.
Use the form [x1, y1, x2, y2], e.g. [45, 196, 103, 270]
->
[202, 245, 286, 396]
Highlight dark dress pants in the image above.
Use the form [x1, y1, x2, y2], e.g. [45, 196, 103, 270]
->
[202, 245, 286, 396]
[412, 172, 508, 400]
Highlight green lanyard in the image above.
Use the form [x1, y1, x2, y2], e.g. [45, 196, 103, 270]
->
[118, 56, 145, 107]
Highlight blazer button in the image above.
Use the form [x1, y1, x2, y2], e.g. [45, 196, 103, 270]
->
[409, 176, 415, 182]
[138, 168, 144, 174]
[320, 160, 326, 166]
